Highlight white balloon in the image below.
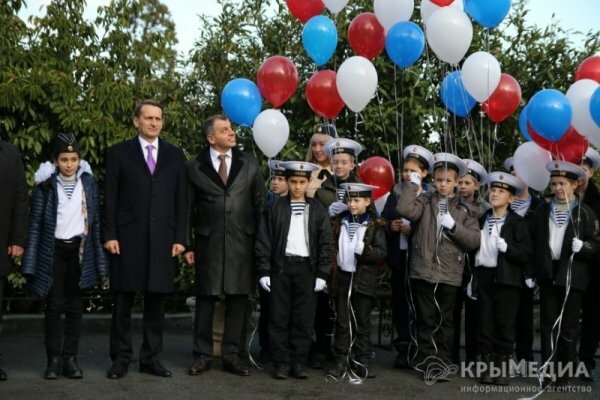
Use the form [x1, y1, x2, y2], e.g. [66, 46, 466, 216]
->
[566, 79, 600, 147]
[420, 0, 464, 26]
[336, 56, 379, 113]
[425, 7, 472, 65]
[461, 51, 501, 103]
[252, 109, 289, 158]
[513, 142, 552, 192]
[323, 0, 349, 14]
[374, 0, 414, 32]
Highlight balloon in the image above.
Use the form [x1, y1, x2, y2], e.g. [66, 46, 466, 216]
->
[385, 21, 425, 68]
[256, 56, 299, 108]
[461, 51, 501, 103]
[513, 141, 552, 192]
[358, 156, 395, 200]
[221, 78, 262, 128]
[373, 0, 414, 32]
[565, 79, 600, 145]
[528, 124, 589, 164]
[518, 106, 531, 141]
[348, 13, 385, 60]
[323, 0, 348, 14]
[527, 89, 572, 142]
[425, 7, 472, 65]
[482, 73, 521, 123]
[439, 70, 477, 117]
[302, 15, 338, 66]
[336, 56, 378, 112]
[575, 56, 600, 83]
[591, 87, 600, 128]
[431, 0, 454, 5]
[252, 109, 289, 158]
[285, 0, 324, 23]
[464, 0, 512, 29]
[306, 70, 345, 119]
[421, 0, 464, 25]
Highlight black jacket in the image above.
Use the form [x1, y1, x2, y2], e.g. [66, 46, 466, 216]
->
[255, 195, 332, 281]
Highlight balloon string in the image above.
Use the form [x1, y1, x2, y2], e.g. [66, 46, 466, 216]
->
[400, 68, 405, 162]
[394, 65, 401, 169]
[375, 90, 392, 162]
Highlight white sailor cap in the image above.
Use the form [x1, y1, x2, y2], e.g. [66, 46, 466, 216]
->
[545, 160, 587, 181]
[268, 159, 286, 176]
[402, 145, 435, 173]
[339, 183, 379, 198]
[487, 171, 524, 195]
[462, 159, 488, 184]
[581, 148, 600, 170]
[315, 123, 338, 138]
[503, 157, 514, 172]
[279, 161, 320, 178]
[433, 152, 467, 178]
[324, 138, 363, 158]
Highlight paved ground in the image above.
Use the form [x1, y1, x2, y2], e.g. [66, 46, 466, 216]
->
[0, 314, 597, 400]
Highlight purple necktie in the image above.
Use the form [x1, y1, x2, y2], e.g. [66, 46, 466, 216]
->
[146, 144, 156, 174]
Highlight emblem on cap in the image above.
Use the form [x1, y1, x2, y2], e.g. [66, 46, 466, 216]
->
[499, 174, 504, 180]
[67, 145, 73, 151]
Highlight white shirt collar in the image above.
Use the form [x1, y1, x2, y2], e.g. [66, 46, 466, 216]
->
[209, 147, 232, 161]
[138, 136, 159, 151]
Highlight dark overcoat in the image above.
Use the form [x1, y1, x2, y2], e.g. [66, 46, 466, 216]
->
[102, 137, 188, 293]
[187, 146, 265, 296]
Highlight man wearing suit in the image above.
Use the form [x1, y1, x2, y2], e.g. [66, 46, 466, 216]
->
[102, 100, 188, 379]
[0, 139, 29, 380]
[185, 114, 265, 377]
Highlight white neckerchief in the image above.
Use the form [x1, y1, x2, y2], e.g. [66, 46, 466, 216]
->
[337, 217, 368, 273]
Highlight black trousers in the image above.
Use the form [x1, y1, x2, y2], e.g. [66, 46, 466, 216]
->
[258, 286, 270, 355]
[109, 291, 164, 365]
[269, 259, 315, 365]
[193, 294, 248, 363]
[411, 279, 457, 365]
[475, 268, 520, 356]
[515, 285, 535, 361]
[539, 280, 584, 371]
[391, 250, 410, 354]
[45, 240, 83, 359]
[333, 271, 374, 364]
[578, 266, 600, 369]
[309, 291, 335, 361]
[452, 265, 478, 363]
[0, 277, 5, 361]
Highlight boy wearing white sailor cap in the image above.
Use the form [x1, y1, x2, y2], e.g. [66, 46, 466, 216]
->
[397, 152, 480, 379]
[255, 161, 333, 380]
[532, 160, 600, 387]
[473, 172, 532, 385]
[266, 159, 289, 203]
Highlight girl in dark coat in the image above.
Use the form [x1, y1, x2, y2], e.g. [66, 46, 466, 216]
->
[22, 133, 108, 380]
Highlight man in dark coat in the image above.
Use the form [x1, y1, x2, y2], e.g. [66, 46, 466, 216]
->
[185, 114, 265, 377]
[102, 100, 188, 379]
[0, 139, 29, 380]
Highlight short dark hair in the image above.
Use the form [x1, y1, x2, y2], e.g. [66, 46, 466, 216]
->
[134, 99, 164, 118]
[203, 114, 229, 138]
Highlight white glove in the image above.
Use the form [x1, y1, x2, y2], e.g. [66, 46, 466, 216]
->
[466, 281, 477, 300]
[259, 277, 271, 292]
[409, 171, 421, 186]
[496, 237, 508, 253]
[328, 201, 348, 217]
[314, 278, 327, 292]
[439, 213, 455, 230]
[525, 278, 536, 289]
[572, 238, 583, 253]
[355, 241, 365, 255]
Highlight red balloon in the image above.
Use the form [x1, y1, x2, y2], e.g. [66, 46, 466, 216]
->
[306, 70, 344, 119]
[482, 73, 522, 123]
[575, 56, 600, 83]
[348, 13, 385, 60]
[286, 0, 324, 23]
[431, 0, 455, 6]
[528, 124, 588, 163]
[358, 156, 395, 200]
[257, 56, 299, 108]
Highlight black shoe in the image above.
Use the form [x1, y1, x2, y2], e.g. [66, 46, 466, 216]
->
[394, 353, 410, 369]
[326, 362, 347, 379]
[480, 354, 494, 385]
[188, 358, 211, 376]
[493, 354, 510, 386]
[0, 366, 6, 381]
[273, 363, 290, 380]
[139, 360, 171, 377]
[223, 358, 250, 377]
[62, 356, 83, 379]
[353, 363, 375, 379]
[44, 357, 62, 380]
[307, 354, 325, 369]
[106, 362, 128, 379]
[290, 363, 308, 379]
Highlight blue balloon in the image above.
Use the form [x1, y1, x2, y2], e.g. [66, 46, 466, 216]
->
[464, 0, 512, 29]
[221, 78, 262, 128]
[302, 16, 337, 66]
[440, 71, 477, 118]
[385, 22, 425, 69]
[527, 89, 572, 142]
[591, 86, 600, 128]
[518, 105, 531, 141]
